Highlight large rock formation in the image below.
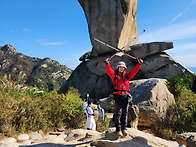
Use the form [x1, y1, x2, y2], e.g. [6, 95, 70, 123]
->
[97, 78, 175, 127]
[59, 0, 193, 99]
[129, 78, 175, 127]
[78, 0, 138, 57]
[59, 42, 192, 99]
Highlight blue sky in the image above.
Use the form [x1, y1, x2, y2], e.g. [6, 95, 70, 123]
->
[0, 0, 196, 70]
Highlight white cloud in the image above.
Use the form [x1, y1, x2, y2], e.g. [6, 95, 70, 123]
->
[60, 56, 81, 70]
[174, 43, 196, 51]
[139, 20, 196, 43]
[173, 54, 196, 67]
[169, 1, 196, 24]
[167, 42, 196, 68]
[169, 12, 183, 24]
[37, 39, 69, 46]
[40, 42, 64, 46]
[9, 29, 18, 32]
[23, 28, 31, 32]
[60, 50, 91, 69]
[167, 41, 196, 58]
[37, 39, 47, 42]
[139, 20, 196, 68]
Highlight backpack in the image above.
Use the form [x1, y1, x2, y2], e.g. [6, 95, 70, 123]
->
[114, 70, 128, 81]
[113, 70, 128, 92]
[82, 101, 88, 110]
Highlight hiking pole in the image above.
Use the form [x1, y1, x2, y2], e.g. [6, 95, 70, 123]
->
[93, 37, 148, 66]
[93, 38, 120, 52]
[121, 29, 146, 50]
[109, 51, 121, 60]
[125, 53, 148, 66]
[93, 38, 124, 61]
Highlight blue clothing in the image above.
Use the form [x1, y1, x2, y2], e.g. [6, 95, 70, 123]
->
[98, 108, 105, 120]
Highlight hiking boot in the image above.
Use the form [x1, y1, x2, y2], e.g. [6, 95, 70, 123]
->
[122, 130, 128, 136]
[116, 131, 123, 137]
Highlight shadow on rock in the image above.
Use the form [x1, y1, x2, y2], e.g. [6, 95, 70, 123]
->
[19, 143, 65, 147]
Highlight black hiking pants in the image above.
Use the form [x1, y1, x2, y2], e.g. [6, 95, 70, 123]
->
[113, 94, 129, 132]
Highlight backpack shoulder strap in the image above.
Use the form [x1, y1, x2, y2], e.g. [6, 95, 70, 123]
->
[85, 107, 94, 117]
[125, 72, 128, 80]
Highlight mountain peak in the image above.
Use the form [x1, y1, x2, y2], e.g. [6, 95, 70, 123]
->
[0, 44, 17, 55]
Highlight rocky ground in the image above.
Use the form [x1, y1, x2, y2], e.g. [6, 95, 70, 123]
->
[0, 128, 183, 147]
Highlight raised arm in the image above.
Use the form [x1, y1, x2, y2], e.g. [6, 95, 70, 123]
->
[105, 58, 115, 80]
[127, 59, 143, 80]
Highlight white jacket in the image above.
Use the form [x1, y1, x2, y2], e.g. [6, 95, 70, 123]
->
[85, 106, 96, 130]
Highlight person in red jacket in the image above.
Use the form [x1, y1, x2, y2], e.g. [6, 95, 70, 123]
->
[105, 58, 143, 137]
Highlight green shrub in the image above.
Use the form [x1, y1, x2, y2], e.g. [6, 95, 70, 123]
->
[0, 94, 18, 136]
[155, 73, 196, 140]
[156, 89, 196, 140]
[13, 95, 50, 132]
[0, 79, 85, 136]
[105, 100, 114, 113]
[43, 89, 84, 128]
[166, 73, 194, 98]
[165, 89, 196, 132]
[96, 114, 110, 132]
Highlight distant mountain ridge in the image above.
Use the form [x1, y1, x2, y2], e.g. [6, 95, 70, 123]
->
[0, 44, 72, 91]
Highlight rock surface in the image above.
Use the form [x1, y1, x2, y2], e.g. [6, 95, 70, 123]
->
[59, 40, 192, 100]
[97, 78, 175, 127]
[59, 50, 191, 99]
[129, 41, 173, 59]
[129, 78, 175, 127]
[92, 128, 179, 147]
[0, 44, 72, 91]
[176, 132, 196, 147]
[0, 44, 17, 55]
[78, 0, 138, 57]
[0, 128, 181, 147]
[59, 0, 194, 99]
[17, 134, 29, 142]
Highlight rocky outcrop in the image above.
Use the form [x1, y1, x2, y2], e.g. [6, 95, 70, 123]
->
[0, 44, 17, 55]
[0, 44, 72, 91]
[59, 46, 192, 99]
[0, 131, 67, 146]
[59, 1, 193, 99]
[78, 0, 138, 57]
[0, 128, 181, 146]
[176, 132, 196, 147]
[92, 128, 179, 147]
[129, 78, 175, 127]
[97, 78, 175, 127]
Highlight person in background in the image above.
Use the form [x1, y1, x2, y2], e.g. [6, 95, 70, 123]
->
[85, 100, 96, 130]
[82, 94, 90, 111]
[105, 58, 143, 137]
[97, 104, 105, 120]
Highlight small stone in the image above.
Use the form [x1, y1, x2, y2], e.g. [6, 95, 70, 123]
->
[57, 127, 65, 132]
[58, 134, 67, 139]
[1, 137, 17, 143]
[17, 134, 29, 141]
[22, 139, 34, 145]
[30, 132, 43, 140]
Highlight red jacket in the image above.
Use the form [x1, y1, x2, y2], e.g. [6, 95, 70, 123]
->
[105, 63, 141, 95]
